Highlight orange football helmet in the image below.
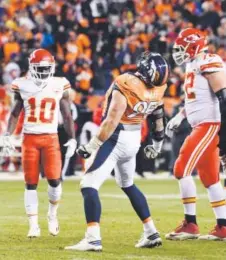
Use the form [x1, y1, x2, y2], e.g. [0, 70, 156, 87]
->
[29, 49, 55, 87]
[172, 28, 207, 65]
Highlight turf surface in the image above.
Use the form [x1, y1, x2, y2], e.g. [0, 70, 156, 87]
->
[0, 178, 226, 260]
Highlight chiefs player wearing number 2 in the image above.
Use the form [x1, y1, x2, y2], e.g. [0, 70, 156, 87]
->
[2, 49, 76, 237]
[165, 28, 226, 241]
[65, 52, 169, 251]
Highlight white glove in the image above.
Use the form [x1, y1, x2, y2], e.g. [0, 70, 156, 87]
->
[64, 139, 77, 158]
[221, 154, 226, 175]
[165, 112, 185, 138]
[144, 140, 163, 159]
[2, 133, 15, 156]
[76, 136, 103, 159]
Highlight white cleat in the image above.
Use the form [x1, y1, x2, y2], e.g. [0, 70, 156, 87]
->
[48, 215, 59, 236]
[165, 232, 199, 240]
[65, 233, 102, 251]
[135, 232, 162, 248]
[27, 226, 41, 238]
[198, 234, 226, 241]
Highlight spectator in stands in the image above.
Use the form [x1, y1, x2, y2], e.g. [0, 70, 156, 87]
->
[3, 33, 20, 62]
[1, 0, 226, 174]
[75, 58, 93, 94]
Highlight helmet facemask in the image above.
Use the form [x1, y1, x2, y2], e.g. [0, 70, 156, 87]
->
[172, 44, 191, 65]
[29, 61, 55, 88]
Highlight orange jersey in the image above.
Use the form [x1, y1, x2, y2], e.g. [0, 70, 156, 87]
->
[103, 73, 167, 125]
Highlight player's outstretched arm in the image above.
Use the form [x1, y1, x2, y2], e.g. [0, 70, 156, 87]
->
[97, 90, 127, 142]
[205, 71, 226, 159]
[76, 90, 127, 159]
[6, 92, 24, 134]
[2, 92, 23, 156]
[165, 108, 186, 138]
[60, 91, 77, 158]
[144, 104, 166, 159]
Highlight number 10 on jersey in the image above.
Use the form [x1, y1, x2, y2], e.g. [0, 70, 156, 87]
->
[28, 97, 56, 123]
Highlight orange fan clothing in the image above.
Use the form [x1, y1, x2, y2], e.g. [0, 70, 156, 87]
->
[155, 3, 173, 17]
[3, 42, 20, 62]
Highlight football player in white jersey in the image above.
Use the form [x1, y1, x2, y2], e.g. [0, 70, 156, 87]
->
[165, 28, 226, 241]
[2, 49, 77, 237]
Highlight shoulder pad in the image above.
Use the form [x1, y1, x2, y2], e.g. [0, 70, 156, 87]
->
[199, 54, 225, 73]
[11, 77, 25, 92]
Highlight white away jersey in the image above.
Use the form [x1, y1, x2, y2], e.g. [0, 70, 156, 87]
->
[11, 76, 70, 134]
[184, 53, 225, 127]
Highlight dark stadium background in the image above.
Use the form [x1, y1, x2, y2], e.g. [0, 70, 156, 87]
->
[0, 0, 225, 176]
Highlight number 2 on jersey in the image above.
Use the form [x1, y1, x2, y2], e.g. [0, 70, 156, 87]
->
[28, 97, 56, 123]
[184, 72, 196, 99]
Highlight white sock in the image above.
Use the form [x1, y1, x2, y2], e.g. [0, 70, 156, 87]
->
[28, 215, 38, 227]
[87, 224, 101, 240]
[24, 189, 38, 227]
[143, 218, 157, 235]
[179, 176, 196, 215]
[48, 203, 59, 217]
[47, 184, 62, 217]
[207, 182, 226, 219]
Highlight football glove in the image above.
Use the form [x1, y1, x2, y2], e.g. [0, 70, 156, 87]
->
[165, 112, 185, 138]
[144, 140, 163, 159]
[64, 139, 77, 158]
[76, 136, 103, 159]
[2, 133, 15, 156]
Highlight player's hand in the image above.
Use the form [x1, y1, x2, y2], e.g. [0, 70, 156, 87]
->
[144, 145, 159, 159]
[220, 154, 226, 175]
[165, 112, 185, 138]
[144, 140, 163, 159]
[76, 136, 103, 159]
[2, 134, 15, 156]
[64, 139, 77, 158]
[76, 145, 92, 159]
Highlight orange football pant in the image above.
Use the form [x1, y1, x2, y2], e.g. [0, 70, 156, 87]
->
[22, 134, 62, 184]
[174, 122, 220, 187]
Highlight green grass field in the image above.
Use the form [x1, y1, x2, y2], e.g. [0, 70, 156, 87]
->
[0, 178, 226, 260]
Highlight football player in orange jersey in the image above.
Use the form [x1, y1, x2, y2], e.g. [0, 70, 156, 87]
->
[165, 28, 226, 241]
[2, 49, 76, 237]
[65, 52, 169, 251]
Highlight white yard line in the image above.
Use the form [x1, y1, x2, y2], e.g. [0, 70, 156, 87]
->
[1, 171, 225, 181]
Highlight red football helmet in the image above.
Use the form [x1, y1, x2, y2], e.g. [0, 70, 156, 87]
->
[172, 28, 208, 65]
[29, 49, 55, 86]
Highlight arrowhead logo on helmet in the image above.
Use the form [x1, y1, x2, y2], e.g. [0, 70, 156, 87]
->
[29, 49, 55, 87]
[172, 28, 208, 65]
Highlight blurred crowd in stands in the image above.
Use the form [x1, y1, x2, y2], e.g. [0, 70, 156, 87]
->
[0, 0, 226, 175]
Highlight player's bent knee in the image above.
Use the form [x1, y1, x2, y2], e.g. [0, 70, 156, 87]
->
[48, 183, 62, 202]
[48, 178, 61, 187]
[80, 174, 100, 190]
[26, 184, 38, 190]
[174, 159, 185, 179]
[115, 178, 134, 188]
[200, 177, 219, 188]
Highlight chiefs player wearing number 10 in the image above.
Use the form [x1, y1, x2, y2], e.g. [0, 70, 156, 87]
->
[165, 28, 226, 240]
[2, 49, 76, 237]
